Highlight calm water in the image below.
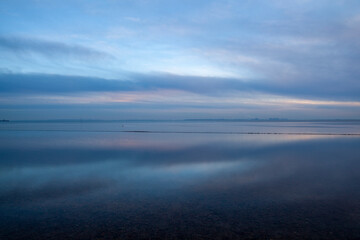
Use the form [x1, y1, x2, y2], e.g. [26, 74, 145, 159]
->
[1, 121, 360, 239]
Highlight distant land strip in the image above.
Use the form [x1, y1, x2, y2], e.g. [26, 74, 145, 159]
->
[0, 129, 360, 136]
[2, 119, 360, 123]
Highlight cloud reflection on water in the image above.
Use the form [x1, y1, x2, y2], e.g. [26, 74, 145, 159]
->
[1, 132, 359, 205]
[1, 129, 360, 239]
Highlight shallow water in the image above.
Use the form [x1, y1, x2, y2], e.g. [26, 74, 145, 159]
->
[1, 122, 360, 239]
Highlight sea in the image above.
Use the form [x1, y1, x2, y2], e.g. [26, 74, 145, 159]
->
[0, 120, 360, 239]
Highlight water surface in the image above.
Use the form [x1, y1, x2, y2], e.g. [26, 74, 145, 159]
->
[1, 121, 360, 239]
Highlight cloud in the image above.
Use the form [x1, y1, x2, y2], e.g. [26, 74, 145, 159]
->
[0, 72, 359, 100]
[0, 36, 112, 60]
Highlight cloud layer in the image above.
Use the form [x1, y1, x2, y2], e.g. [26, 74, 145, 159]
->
[1, 72, 359, 101]
[1, 0, 360, 119]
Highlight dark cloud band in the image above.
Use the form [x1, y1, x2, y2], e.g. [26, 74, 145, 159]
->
[0, 72, 359, 100]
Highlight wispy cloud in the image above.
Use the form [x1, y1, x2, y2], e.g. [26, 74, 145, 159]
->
[0, 36, 113, 60]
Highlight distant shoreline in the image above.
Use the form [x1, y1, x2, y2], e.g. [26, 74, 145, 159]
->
[2, 119, 360, 123]
[1, 129, 360, 136]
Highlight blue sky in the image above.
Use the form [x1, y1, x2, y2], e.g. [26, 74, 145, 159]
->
[1, 0, 360, 120]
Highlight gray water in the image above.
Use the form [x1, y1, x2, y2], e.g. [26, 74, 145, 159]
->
[1, 121, 360, 239]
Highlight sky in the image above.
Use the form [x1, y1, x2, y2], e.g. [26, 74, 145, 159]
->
[1, 0, 360, 120]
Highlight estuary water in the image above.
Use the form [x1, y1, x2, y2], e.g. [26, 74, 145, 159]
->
[0, 121, 360, 239]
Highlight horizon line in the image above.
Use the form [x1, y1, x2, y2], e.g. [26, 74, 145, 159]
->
[2, 118, 360, 123]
